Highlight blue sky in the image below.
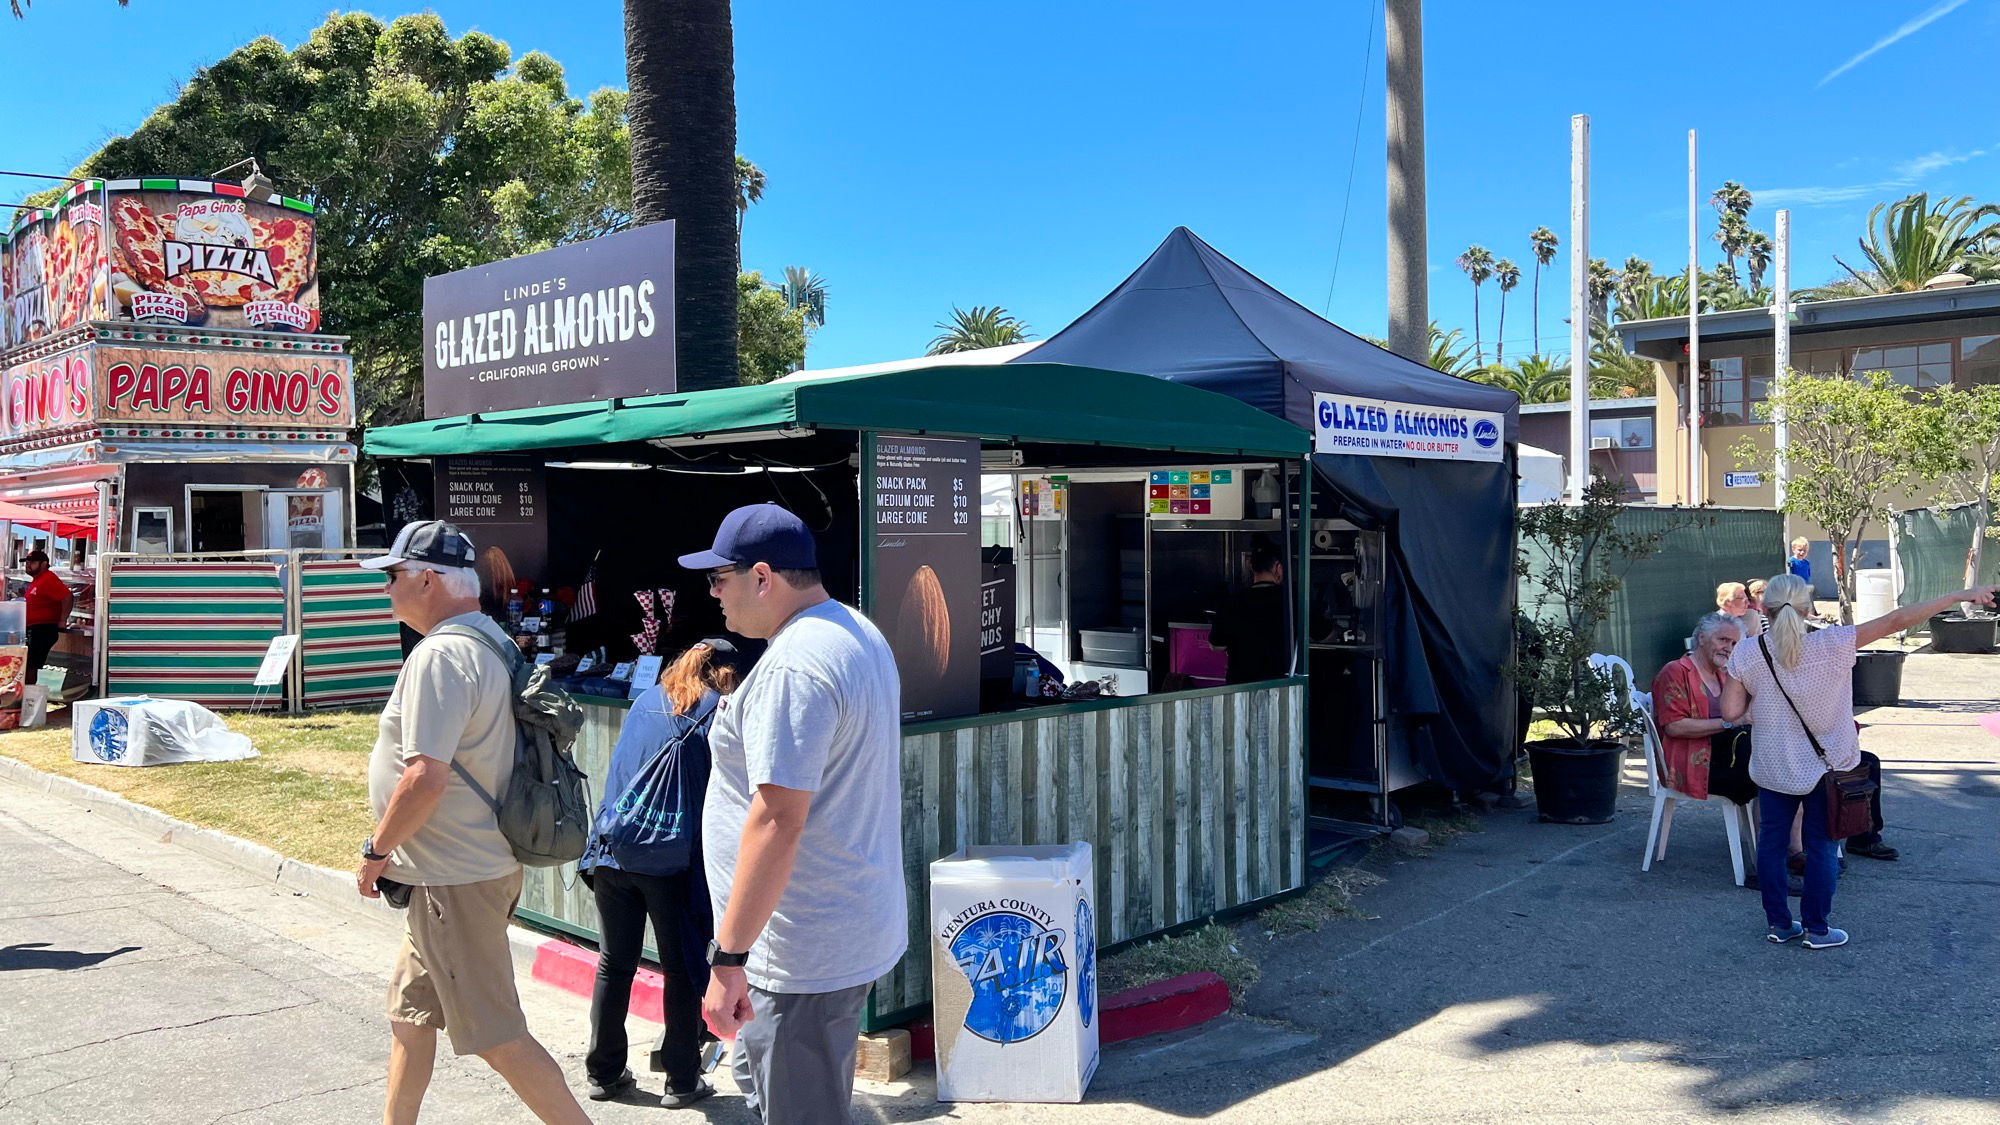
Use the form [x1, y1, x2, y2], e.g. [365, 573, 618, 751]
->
[4, 0, 1998, 370]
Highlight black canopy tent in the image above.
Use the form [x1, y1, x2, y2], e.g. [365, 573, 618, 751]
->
[1019, 227, 1521, 794]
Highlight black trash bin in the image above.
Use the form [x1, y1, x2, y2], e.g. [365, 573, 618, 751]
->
[1852, 649, 1906, 708]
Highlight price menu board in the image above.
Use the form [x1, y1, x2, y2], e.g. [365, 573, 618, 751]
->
[434, 456, 548, 615]
[871, 435, 979, 721]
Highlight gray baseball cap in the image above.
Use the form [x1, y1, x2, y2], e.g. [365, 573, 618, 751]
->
[361, 520, 477, 570]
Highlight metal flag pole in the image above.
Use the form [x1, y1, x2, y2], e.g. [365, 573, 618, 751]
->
[1687, 129, 1703, 506]
[1568, 114, 1590, 503]
[1773, 209, 1791, 514]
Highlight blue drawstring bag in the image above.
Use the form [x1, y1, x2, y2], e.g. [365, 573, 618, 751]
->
[594, 695, 717, 876]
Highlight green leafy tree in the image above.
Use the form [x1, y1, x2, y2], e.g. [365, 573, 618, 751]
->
[55, 14, 633, 430]
[1529, 225, 1559, 358]
[927, 306, 1031, 354]
[1921, 384, 2000, 589]
[1456, 245, 1494, 365]
[626, 0, 738, 391]
[1516, 475, 1693, 746]
[736, 271, 809, 385]
[1493, 258, 1520, 364]
[1734, 370, 1958, 622]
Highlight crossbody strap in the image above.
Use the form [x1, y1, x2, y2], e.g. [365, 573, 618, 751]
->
[427, 623, 523, 813]
[1756, 634, 1832, 765]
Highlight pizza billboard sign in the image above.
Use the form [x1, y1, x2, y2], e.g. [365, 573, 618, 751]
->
[94, 344, 352, 429]
[2, 178, 320, 351]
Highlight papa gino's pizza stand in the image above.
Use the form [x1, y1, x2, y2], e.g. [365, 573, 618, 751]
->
[0, 177, 356, 692]
[365, 359, 1313, 1031]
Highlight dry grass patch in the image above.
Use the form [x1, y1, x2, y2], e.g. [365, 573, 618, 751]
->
[1258, 865, 1385, 937]
[0, 708, 381, 869]
[1100, 922, 1260, 1004]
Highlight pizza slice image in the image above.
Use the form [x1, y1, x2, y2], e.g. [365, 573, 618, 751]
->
[248, 215, 315, 303]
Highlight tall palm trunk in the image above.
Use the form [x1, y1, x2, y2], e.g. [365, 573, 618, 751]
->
[1471, 284, 1483, 367]
[1531, 262, 1541, 358]
[626, 0, 738, 391]
[1496, 289, 1507, 365]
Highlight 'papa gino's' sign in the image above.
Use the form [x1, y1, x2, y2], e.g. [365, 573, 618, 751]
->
[0, 342, 353, 442]
[421, 220, 676, 419]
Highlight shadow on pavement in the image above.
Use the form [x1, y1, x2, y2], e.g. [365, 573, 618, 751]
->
[0, 941, 141, 971]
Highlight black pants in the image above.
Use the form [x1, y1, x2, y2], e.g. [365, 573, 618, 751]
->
[587, 867, 703, 1090]
[24, 623, 57, 686]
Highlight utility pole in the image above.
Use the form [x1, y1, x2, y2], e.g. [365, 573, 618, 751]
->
[1687, 130, 1703, 506]
[1568, 114, 1589, 503]
[1773, 208, 1791, 512]
[1385, 0, 1428, 363]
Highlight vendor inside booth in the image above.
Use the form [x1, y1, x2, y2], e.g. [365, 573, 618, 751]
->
[366, 360, 1312, 1027]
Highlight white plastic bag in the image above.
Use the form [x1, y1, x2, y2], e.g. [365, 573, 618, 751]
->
[20, 685, 48, 729]
[72, 697, 258, 767]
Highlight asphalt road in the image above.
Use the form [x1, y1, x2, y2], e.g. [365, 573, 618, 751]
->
[3, 648, 1997, 1123]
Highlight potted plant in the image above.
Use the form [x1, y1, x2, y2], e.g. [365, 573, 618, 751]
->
[1515, 475, 1693, 824]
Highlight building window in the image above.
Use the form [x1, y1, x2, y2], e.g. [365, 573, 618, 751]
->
[1700, 356, 1747, 424]
[1965, 335, 2000, 386]
[1853, 341, 1952, 390]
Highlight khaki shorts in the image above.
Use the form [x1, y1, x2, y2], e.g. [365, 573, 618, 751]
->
[386, 869, 530, 1056]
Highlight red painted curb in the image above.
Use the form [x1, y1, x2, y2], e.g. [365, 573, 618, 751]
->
[905, 971, 1230, 1061]
[533, 940, 1230, 1047]
[531, 939, 665, 1023]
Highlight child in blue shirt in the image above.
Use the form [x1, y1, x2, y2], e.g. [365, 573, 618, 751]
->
[1786, 536, 1811, 584]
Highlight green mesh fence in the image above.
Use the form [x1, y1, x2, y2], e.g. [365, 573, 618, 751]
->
[1520, 507, 1785, 682]
[1890, 504, 2000, 633]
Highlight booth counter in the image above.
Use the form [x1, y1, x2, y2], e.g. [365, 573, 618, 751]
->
[366, 361, 1313, 1027]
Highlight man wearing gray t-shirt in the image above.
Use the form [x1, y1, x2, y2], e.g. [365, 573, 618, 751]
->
[682, 503, 906, 1123]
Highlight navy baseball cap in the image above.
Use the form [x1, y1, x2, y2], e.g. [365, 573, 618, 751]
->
[361, 520, 477, 570]
[678, 503, 818, 571]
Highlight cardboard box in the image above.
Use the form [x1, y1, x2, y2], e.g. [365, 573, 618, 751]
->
[930, 843, 1098, 1103]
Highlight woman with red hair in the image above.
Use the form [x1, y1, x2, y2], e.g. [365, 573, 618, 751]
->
[578, 638, 751, 1107]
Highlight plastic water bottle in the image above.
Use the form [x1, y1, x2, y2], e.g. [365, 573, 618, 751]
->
[505, 589, 524, 626]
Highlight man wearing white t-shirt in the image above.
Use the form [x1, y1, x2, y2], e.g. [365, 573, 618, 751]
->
[682, 503, 905, 1122]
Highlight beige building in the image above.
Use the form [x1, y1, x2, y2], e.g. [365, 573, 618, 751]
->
[1615, 283, 2000, 585]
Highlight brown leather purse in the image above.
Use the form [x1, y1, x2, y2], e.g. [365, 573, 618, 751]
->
[1756, 636, 1877, 839]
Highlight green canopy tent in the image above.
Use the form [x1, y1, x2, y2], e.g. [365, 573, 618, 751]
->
[365, 362, 1308, 460]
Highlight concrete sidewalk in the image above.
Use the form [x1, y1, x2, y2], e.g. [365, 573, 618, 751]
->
[2, 649, 1996, 1122]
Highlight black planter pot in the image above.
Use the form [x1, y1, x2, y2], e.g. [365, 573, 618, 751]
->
[1927, 612, 1997, 654]
[1526, 738, 1625, 824]
[1852, 649, 1907, 708]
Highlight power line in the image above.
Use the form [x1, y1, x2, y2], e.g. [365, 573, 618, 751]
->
[1323, 0, 1378, 318]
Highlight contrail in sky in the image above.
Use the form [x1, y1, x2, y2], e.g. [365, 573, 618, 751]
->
[1817, 0, 1972, 88]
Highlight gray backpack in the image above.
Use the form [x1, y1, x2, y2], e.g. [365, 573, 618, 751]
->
[433, 624, 589, 867]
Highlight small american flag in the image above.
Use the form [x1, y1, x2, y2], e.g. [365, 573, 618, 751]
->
[572, 557, 599, 622]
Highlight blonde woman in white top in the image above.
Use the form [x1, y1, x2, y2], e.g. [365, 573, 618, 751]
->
[1722, 574, 1998, 950]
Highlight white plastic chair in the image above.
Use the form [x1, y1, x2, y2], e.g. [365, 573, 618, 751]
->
[1588, 652, 1643, 771]
[1637, 703, 1757, 885]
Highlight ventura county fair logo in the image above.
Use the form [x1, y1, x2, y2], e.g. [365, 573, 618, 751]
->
[943, 899, 1071, 1044]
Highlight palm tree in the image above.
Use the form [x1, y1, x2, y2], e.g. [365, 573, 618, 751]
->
[1826, 193, 2000, 294]
[1711, 180, 1752, 220]
[1586, 258, 1619, 327]
[1474, 354, 1569, 404]
[1616, 256, 1654, 317]
[1427, 323, 1476, 377]
[1742, 228, 1774, 293]
[734, 155, 765, 269]
[1614, 272, 1689, 322]
[1529, 226, 1559, 358]
[626, 0, 739, 391]
[10, 0, 127, 14]
[1456, 245, 1494, 365]
[779, 266, 826, 328]
[1713, 211, 1751, 287]
[1493, 258, 1520, 364]
[928, 306, 1032, 354]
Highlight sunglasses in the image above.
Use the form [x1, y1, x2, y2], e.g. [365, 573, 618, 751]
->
[384, 566, 426, 584]
[706, 565, 751, 591]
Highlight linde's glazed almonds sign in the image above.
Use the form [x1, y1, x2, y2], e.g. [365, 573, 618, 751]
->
[1, 179, 320, 350]
[422, 221, 676, 419]
[0, 342, 352, 442]
[1312, 391, 1505, 463]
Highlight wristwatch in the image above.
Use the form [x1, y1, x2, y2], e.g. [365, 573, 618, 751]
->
[361, 838, 389, 862]
[705, 940, 749, 968]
